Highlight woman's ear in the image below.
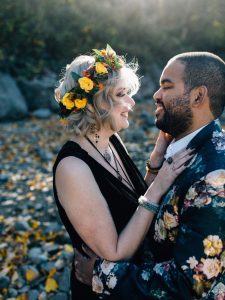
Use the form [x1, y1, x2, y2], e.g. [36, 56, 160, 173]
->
[190, 86, 208, 107]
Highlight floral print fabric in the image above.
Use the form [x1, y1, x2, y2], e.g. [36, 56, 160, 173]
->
[92, 120, 225, 300]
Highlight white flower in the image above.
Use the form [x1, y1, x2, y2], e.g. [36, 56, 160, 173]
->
[107, 275, 117, 289]
[92, 275, 104, 294]
[205, 170, 225, 186]
[101, 261, 116, 275]
[202, 258, 221, 279]
[213, 131, 223, 138]
[187, 256, 198, 269]
[186, 186, 198, 200]
[194, 195, 211, 207]
[211, 282, 225, 295]
[141, 270, 151, 281]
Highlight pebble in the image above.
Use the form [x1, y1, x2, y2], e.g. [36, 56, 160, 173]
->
[5, 114, 222, 298]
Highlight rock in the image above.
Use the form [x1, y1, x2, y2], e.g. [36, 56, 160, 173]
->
[36, 148, 54, 161]
[8, 288, 18, 297]
[0, 72, 28, 121]
[28, 247, 48, 264]
[40, 261, 56, 272]
[42, 243, 60, 254]
[32, 108, 52, 119]
[28, 289, 39, 300]
[15, 220, 31, 231]
[55, 259, 65, 270]
[0, 174, 10, 183]
[0, 276, 10, 289]
[139, 110, 155, 128]
[58, 267, 70, 292]
[38, 291, 48, 300]
[43, 222, 62, 234]
[18, 72, 58, 112]
[49, 292, 69, 300]
[123, 126, 147, 142]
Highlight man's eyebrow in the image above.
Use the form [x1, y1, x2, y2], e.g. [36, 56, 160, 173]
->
[160, 79, 173, 85]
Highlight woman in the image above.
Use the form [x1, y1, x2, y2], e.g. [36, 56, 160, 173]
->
[53, 45, 193, 299]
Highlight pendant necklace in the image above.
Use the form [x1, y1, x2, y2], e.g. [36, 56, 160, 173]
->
[109, 144, 134, 189]
[85, 136, 123, 181]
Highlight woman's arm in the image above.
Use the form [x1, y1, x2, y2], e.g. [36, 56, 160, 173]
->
[56, 149, 192, 261]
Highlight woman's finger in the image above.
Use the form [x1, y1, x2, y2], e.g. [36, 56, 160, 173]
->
[173, 153, 195, 169]
[172, 148, 195, 161]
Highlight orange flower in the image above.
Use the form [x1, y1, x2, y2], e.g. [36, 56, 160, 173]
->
[98, 83, 104, 90]
[101, 50, 107, 56]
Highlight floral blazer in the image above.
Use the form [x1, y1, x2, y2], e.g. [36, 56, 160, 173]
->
[92, 120, 225, 300]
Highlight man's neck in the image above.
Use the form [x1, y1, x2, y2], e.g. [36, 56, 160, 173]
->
[174, 118, 214, 141]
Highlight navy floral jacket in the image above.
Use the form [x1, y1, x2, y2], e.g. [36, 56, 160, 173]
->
[92, 120, 225, 300]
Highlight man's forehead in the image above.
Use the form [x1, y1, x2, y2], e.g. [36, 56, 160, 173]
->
[160, 60, 185, 84]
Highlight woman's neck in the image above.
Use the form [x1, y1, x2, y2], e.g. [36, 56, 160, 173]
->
[85, 126, 115, 152]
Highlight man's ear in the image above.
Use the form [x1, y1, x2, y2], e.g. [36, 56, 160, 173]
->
[190, 86, 208, 107]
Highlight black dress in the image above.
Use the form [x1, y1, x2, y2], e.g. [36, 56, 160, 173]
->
[53, 134, 147, 299]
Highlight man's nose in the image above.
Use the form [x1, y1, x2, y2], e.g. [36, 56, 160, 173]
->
[153, 88, 162, 101]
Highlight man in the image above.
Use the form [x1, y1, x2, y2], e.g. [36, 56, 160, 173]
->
[74, 52, 225, 299]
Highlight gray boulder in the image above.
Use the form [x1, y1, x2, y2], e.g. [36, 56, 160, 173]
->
[18, 72, 58, 112]
[0, 72, 28, 120]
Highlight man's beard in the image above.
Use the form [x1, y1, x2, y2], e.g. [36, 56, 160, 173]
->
[155, 94, 193, 137]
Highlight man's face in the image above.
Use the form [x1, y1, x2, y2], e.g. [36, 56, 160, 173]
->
[153, 60, 193, 138]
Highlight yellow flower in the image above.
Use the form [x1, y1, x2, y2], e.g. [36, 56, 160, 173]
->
[95, 62, 108, 74]
[203, 235, 223, 256]
[163, 211, 178, 230]
[78, 77, 94, 93]
[61, 93, 75, 110]
[74, 98, 87, 109]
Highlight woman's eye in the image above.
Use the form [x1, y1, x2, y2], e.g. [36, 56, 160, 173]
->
[116, 93, 126, 97]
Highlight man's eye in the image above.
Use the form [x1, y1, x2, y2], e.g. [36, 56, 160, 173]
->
[116, 93, 126, 97]
[162, 86, 172, 90]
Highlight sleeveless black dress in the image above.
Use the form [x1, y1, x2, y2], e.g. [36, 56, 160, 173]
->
[53, 134, 148, 299]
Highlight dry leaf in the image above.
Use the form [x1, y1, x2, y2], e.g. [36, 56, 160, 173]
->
[25, 269, 38, 282]
[64, 244, 73, 253]
[45, 277, 58, 292]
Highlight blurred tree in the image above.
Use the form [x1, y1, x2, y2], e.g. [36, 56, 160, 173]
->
[0, 0, 224, 78]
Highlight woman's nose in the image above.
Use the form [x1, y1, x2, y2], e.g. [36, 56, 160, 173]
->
[125, 95, 135, 107]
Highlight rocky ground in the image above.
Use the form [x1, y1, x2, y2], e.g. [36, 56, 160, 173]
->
[0, 108, 158, 300]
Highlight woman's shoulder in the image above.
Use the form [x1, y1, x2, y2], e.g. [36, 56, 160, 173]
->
[53, 140, 88, 173]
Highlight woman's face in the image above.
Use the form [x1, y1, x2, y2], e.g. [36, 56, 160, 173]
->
[109, 84, 135, 131]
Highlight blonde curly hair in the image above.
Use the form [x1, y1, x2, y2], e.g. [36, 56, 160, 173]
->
[55, 55, 140, 135]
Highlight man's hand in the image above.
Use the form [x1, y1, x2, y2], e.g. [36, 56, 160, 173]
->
[74, 244, 97, 286]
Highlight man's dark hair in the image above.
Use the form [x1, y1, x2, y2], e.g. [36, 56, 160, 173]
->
[170, 52, 225, 118]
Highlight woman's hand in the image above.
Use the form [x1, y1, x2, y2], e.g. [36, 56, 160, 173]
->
[149, 131, 173, 168]
[74, 245, 98, 286]
[145, 148, 195, 201]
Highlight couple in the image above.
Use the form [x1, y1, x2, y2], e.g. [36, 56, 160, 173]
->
[53, 45, 225, 299]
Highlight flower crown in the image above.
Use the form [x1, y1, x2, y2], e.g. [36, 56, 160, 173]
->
[58, 45, 125, 118]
